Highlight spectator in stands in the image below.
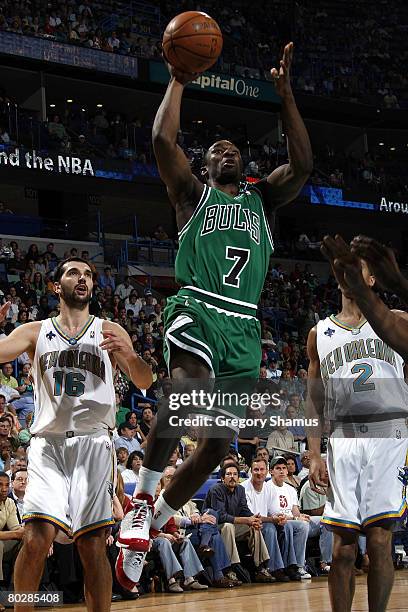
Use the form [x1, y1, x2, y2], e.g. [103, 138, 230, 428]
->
[266, 359, 282, 382]
[18, 413, 32, 445]
[256, 447, 270, 465]
[269, 457, 310, 579]
[0, 364, 18, 390]
[98, 266, 115, 291]
[243, 458, 293, 582]
[153, 225, 169, 241]
[80, 251, 96, 275]
[0, 440, 12, 473]
[124, 412, 147, 449]
[48, 114, 68, 144]
[284, 454, 301, 489]
[115, 276, 133, 301]
[204, 463, 274, 582]
[297, 451, 311, 481]
[152, 481, 208, 592]
[9, 468, 27, 523]
[125, 292, 142, 318]
[114, 422, 142, 454]
[42, 243, 58, 266]
[120, 450, 143, 486]
[286, 405, 306, 444]
[0, 472, 24, 583]
[116, 447, 129, 474]
[266, 423, 296, 454]
[299, 461, 332, 575]
[25, 244, 39, 263]
[0, 396, 6, 415]
[114, 392, 128, 427]
[139, 406, 154, 437]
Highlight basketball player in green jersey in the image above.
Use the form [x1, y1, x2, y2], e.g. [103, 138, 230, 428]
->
[125, 43, 312, 568]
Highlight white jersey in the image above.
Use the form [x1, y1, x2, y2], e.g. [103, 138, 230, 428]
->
[316, 314, 408, 419]
[31, 316, 116, 435]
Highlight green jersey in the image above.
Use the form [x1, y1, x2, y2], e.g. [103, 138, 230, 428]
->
[175, 182, 274, 313]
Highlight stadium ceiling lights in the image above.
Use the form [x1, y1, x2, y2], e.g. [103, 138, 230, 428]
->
[96, 103, 103, 108]
[378, 142, 384, 146]
[390, 147, 396, 151]
[49, 104, 56, 108]
[66, 99, 73, 103]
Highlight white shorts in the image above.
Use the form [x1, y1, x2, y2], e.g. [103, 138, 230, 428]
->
[323, 431, 408, 532]
[23, 431, 116, 539]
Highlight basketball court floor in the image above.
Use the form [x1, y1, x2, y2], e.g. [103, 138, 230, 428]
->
[49, 572, 408, 611]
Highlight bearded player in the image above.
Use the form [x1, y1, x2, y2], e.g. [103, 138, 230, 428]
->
[0, 257, 152, 612]
[306, 237, 408, 612]
[116, 42, 312, 588]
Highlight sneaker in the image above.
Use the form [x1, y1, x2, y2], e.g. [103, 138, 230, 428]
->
[225, 571, 242, 586]
[168, 579, 183, 593]
[271, 569, 290, 583]
[319, 563, 331, 575]
[117, 495, 153, 551]
[298, 567, 312, 579]
[115, 548, 146, 592]
[255, 567, 276, 583]
[183, 579, 208, 590]
[286, 565, 301, 581]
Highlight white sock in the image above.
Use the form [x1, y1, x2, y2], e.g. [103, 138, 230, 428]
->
[151, 493, 178, 530]
[134, 466, 163, 499]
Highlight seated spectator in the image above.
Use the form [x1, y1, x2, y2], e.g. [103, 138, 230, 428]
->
[286, 405, 306, 444]
[18, 413, 32, 445]
[125, 292, 142, 318]
[297, 451, 311, 481]
[114, 423, 142, 454]
[0, 472, 24, 584]
[284, 454, 301, 489]
[48, 115, 68, 143]
[116, 447, 129, 474]
[114, 392, 128, 428]
[255, 446, 271, 467]
[120, 450, 143, 486]
[12, 363, 34, 427]
[0, 440, 11, 473]
[9, 468, 27, 522]
[266, 359, 282, 381]
[124, 412, 147, 449]
[152, 481, 208, 592]
[299, 460, 332, 575]
[243, 458, 291, 582]
[98, 267, 115, 292]
[115, 276, 133, 302]
[0, 395, 6, 416]
[204, 462, 274, 582]
[153, 225, 169, 241]
[139, 406, 154, 438]
[0, 364, 18, 390]
[266, 424, 296, 454]
[269, 457, 311, 579]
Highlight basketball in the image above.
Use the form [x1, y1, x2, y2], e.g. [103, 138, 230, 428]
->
[162, 11, 223, 74]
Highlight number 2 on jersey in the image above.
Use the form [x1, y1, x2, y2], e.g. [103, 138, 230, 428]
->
[53, 371, 85, 397]
[223, 246, 250, 288]
[351, 363, 375, 392]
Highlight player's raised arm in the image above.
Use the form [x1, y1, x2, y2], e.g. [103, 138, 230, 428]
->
[0, 303, 38, 362]
[100, 321, 153, 389]
[322, 234, 408, 361]
[152, 65, 204, 212]
[261, 43, 313, 209]
[305, 326, 328, 494]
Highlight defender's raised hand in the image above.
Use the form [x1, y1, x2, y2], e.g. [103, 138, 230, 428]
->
[321, 234, 366, 298]
[351, 235, 405, 294]
[271, 42, 294, 99]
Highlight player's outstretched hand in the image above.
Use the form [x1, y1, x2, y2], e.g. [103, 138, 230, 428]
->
[321, 234, 366, 298]
[0, 302, 10, 323]
[351, 235, 404, 293]
[271, 42, 293, 99]
[309, 454, 328, 495]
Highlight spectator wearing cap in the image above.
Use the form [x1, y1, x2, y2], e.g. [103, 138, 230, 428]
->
[120, 450, 143, 486]
[98, 267, 115, 292]
[114, 422, 142, 454]
[268, 457, 311, 580]
[242, 458, 290, 582]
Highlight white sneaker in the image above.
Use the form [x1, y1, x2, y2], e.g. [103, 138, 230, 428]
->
[117, 496, 153, 551]
[298, 567, 312, 579]
[115, 548, 146, 591]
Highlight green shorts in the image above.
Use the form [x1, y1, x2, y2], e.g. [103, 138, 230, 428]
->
[163, 288, 261, 422]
